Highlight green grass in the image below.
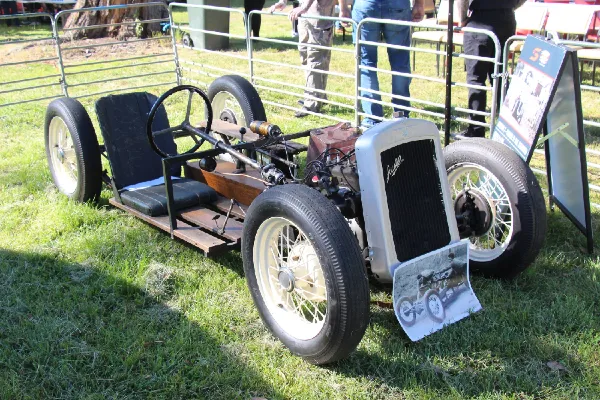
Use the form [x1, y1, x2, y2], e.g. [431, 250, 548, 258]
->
[1, 5, 600, 399]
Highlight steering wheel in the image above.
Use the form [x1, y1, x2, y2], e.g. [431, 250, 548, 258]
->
[146, 85, 213, 158]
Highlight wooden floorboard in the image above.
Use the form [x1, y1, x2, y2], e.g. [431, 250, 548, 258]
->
[109, 199, 229, 255]
[179, 206, 243, 243]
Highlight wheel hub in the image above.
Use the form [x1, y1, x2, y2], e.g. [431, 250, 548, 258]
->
[278, 268, 295, 292]
[219, 109, 237, 124]
[455, 189, 494, 236]
[288, 242, 325, 301]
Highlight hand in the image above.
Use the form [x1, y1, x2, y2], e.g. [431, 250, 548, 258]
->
[339, 6, 351, 26]
[289, 6, 308, 22]
[269, 1, 286, 13]
[411, 3, 424, 22]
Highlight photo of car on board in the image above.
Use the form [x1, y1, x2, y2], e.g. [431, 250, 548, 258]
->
[393, 241, 482, 341]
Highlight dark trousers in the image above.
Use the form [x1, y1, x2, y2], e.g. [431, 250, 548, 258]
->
[2, 1, 19, 26]
[245, 0, 266, 37]
[464, 9, 516, 137]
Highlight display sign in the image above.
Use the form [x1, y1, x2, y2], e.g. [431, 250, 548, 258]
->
[392, 241, 481, 341]
[493, 35, 593, 252]
[493, 36, 566, 161]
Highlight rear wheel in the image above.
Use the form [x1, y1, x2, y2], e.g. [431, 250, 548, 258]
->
[242, 185, 370, 365]
[208, 75, 267, 163]
[395, 296, 417, 327]
[45, 98, 102, 203]
[444, 139, 546, 278]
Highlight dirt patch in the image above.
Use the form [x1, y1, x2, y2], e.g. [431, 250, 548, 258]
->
[0, 35, 173, 67]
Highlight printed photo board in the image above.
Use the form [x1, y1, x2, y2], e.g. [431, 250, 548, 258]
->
[492, 36, 593, 253]
[393, 241, 481, 341]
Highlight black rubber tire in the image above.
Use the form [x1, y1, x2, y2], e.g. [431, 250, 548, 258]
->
[395, 296, 417, 327]
[444, 138, 547, 278]
[45, 98, 102, 203]
[242, 185, 370, 365]
[208, 74, 267, 126]
[424, 289, 445, 323]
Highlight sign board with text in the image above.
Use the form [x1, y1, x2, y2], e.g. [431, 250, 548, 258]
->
[492, 35, 593, 252]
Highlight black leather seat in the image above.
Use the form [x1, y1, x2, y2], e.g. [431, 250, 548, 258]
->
[95, 92, 217, 217]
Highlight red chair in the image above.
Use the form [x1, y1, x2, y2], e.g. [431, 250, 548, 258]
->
[544, 0, 571, 3]
[574, 0, 600, 4]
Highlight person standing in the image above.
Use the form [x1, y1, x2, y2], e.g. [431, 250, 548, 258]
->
[457, 0, 526, 137]
[352, 0, 424, 128]
[270, 0, 349, 117]
[245, 0, 267, 37]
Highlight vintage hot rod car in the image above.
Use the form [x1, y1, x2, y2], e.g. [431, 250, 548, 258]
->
[44, 75, 546, 364]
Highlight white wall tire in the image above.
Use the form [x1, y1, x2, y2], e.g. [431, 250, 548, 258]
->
[444, 139, 547, 278]
[242, 185, 370, 364]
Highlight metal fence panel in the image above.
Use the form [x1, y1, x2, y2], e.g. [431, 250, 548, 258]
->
[54, 2, 178, 99]
[0, 13, 63, 108]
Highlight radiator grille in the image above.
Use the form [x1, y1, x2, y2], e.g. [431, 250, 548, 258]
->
[380, 139, 451, 262]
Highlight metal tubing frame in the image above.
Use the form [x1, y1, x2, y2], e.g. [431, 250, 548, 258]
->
[0, 12, 66, 100]
[354, 17, 501, 131]
[168, 2, 248, 86]
[54, 2, 175, 97]
[248, 10, 357, 124]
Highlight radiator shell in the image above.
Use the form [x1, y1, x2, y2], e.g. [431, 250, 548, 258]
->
[355, 118, 459, 283]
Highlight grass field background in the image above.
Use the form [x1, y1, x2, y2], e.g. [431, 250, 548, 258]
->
[1, 2, 600, 399]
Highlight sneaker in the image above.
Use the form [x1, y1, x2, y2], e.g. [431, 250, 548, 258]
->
[297, 99, 304, 106]
[294, 107, 311, 118]
[291, 30, 298, 38]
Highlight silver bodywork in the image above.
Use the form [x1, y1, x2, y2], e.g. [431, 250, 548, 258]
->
[355, 118, 460, 283]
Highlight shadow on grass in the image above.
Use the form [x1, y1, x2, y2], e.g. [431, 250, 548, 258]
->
[0, 248, 278, 399]
[330, 212, 600, 397]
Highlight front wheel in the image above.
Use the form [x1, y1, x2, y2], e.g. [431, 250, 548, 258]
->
[242, 185, 370, 365]
[424, 289, 445, 323]
[444, 139, 547, 278]
[45, 98, 102, 203]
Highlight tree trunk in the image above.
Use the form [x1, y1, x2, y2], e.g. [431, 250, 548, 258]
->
[63, 0, 168, 40]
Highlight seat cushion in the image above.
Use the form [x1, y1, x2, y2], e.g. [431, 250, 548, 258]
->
[95, 92, 180, 190]
[119, 178, 218, 217]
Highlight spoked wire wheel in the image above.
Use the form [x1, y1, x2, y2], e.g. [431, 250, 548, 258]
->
[242, 185, 369, 364]
[254, 217, 327, 340]
[443, 138, 546, 278]
[447, 163, 513, 262]
[48, 116, 78, 196]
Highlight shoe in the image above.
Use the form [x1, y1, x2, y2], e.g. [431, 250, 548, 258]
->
[297, 99, 304, 106]
[291, 30, 298, 38]
[294, 107, 312, 118]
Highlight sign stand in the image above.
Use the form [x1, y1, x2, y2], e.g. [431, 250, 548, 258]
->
[492, 35, 593, 253]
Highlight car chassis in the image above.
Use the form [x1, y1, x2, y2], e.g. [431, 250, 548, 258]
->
[45, 75, 547, 364]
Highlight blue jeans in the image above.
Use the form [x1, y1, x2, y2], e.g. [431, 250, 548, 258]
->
[352, 0, 412, 126]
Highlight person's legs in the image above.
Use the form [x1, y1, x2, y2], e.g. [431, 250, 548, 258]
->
[353, 1, 383, 126]
[464, 28, 493, 137]
[2, 2, 13, 27]
[245, 0, 266, 37]
[302, 23, 333, 112]
[383, 7, 412, 116]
